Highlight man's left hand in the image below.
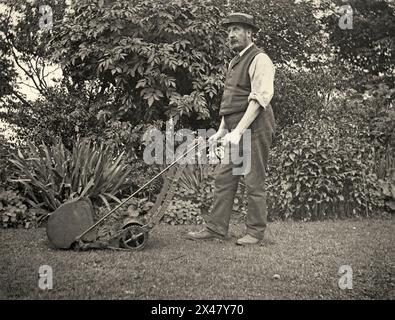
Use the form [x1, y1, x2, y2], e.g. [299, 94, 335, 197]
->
[221, 129, 243, 146]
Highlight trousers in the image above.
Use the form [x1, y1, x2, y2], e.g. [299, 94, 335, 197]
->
[205, 105, 276, 239]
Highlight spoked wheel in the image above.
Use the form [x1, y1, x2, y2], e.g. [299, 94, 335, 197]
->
[119, 223, 149, 251]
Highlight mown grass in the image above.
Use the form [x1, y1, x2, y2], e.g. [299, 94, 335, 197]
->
[0, 217, 393, 299]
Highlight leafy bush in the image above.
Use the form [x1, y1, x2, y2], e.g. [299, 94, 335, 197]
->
[363, 81, 395, 213]
[9, 139, 131, 212]
[364, 82, 395, 178]
[0, 135, 14, 187]
[177, 163, 216, 193]
[1, 87, 106, 150]
[48, 0, 329, 133]
[267, 96, 385, 220]
[0, 188, 44, 228]
[378, 179, 395, 212]
[51, 0, 229, 126]
[322, 0, 395, 78]
[272, 67, 345, 130]
[162, 199, 204, 225]
[124, 157, 163, 199]
[164, 188, 247, 225]
[164, 163, 248, 224]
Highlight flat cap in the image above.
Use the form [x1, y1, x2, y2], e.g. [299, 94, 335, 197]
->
[222, 12, 260, 32]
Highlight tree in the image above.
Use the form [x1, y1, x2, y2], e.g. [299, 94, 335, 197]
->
[49, 0, 228, 129]
[49, 0, 331, 129]
[0, 0, 67, 102]
[0, 5, 23, 104]
[0, 0, 110, 148]
[321, 0, 395, 85]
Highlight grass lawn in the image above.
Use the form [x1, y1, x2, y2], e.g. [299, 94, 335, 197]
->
[0, 217, 393, 299]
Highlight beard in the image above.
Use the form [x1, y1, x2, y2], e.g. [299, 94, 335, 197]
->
[229, 34, 248, 52]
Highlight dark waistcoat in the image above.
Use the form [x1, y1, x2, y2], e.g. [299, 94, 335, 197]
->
[219, 44, 264, 116]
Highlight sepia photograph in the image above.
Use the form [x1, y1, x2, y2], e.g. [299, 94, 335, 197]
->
[0, 0, 393, 307]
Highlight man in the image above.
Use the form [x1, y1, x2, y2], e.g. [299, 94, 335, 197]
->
[187, 12, 276, 245]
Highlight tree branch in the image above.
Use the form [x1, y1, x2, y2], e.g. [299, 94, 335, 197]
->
[42, 65, 61, 80]
[9, 46, 46, 97]
[26, 58, 48, 95]
[10, 90, 34, 109]
[4, 10, 49, 98]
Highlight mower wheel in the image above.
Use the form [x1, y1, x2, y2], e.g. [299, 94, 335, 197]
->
[119, 222, 149, 251]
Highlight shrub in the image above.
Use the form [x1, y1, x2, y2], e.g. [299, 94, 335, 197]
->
[363, 81, 395, 212]
[271, 68, 331, 130]
[164, 163, 248, 224]
[162, 199, 204, 225]
[1, 87, 106, 150]
[51, 0, 229, 126]
[267, 95, 385, 220]
[0, 188, 44, 228]
[9, 139, 131, 212]
[0, 135, 14, 187]
[378, 179, 395, 212]
[124, 157, 163, 199]
[364, 82, 395, 179]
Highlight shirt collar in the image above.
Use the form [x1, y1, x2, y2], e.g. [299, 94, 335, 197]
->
[239, 42, 254, 57]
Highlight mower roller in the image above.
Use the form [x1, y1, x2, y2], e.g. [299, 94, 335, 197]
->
[46, 139, 212, 251]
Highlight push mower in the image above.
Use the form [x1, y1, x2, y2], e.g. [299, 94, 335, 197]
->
[46, 139, 215, 251]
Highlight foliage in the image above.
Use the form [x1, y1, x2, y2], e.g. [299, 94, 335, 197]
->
[0, 0, 392, 225]
[0, 48, 17, 99]
[321, 0, 395, 81]
[177, 163, 215, 194]
[164, 184, 248, 225]
[267, 91, 387, 220]
[378, 179, 395, 212]
[118, 196, 155, 219]
[1, 86, 106, 149]
[125, 158, 163, 198]
[0, 188, 43, 228]
[0, 1, 117, 150]
[8, 139, 131, 212]
[0, 0, 68, 103]
[362, 81, 395, 163]
[168, 162, 248, 224]
[162, 199, 204, 225]
[50, 0, 229, 126]
[93, 196, 154, 240]
[176, 165, 215, 219]
[213, 0, 329, 67]
[360, 80, 395, 212]
[47, 0, 331, 129]
[0, 135, 14, 186]
[271, 67, 343, 130]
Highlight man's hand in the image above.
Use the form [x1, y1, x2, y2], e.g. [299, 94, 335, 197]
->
[221, 129, 242, 146]
[208, 130, 227, 144]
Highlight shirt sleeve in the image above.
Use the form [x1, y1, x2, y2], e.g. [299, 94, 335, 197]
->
[248, 53, 275, 110]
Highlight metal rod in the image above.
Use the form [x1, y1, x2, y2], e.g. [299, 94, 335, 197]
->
[75, 139, 203, 241]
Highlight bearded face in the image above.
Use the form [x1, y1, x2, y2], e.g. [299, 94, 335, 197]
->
[227, 24, 252, 52]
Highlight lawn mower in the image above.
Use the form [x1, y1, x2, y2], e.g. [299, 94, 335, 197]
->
[46, 139, 218, 251]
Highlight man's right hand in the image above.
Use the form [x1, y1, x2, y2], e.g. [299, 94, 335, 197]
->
[208, 117, 227, 145]
[208, 130, 226, 144]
